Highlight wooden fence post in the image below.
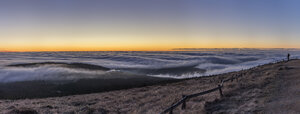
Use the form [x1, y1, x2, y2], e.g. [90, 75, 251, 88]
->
[182, 95, 186, 110]
[218, 85, 223, 97]
[169, 108, 173, 114]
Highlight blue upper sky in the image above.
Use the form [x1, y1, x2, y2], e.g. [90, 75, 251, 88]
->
[0, 0, 300, 51]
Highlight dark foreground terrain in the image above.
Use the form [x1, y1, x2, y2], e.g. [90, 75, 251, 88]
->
[0, 74, 176, 99]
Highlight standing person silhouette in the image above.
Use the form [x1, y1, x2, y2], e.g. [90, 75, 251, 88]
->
[287, 53, 290, 61]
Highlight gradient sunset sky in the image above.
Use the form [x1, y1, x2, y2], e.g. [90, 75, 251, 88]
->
[0, 0, 300, 51]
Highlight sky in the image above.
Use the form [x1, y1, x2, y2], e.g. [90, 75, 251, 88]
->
[0, 0, 300, 51]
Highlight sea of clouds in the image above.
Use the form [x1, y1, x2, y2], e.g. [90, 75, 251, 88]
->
[0, 49, 300, 82]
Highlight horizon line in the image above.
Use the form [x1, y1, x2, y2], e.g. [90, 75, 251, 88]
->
[1, 48, 300, 52]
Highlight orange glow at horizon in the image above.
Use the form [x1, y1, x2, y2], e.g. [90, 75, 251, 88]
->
[1, 42, 298, 52]
[0, 27, 299, 52]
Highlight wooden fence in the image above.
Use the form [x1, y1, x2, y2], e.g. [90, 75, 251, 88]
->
[160, 72, 247, 114]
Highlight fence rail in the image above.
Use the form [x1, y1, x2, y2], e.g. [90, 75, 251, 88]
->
[161, 84, 223, 114]
[160, 73, 243, 114]
[160, 58, 293, 114]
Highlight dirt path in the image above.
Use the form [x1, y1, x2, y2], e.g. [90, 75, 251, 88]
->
[264, 60, 300, 113]
[205, 60, 300, 114]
